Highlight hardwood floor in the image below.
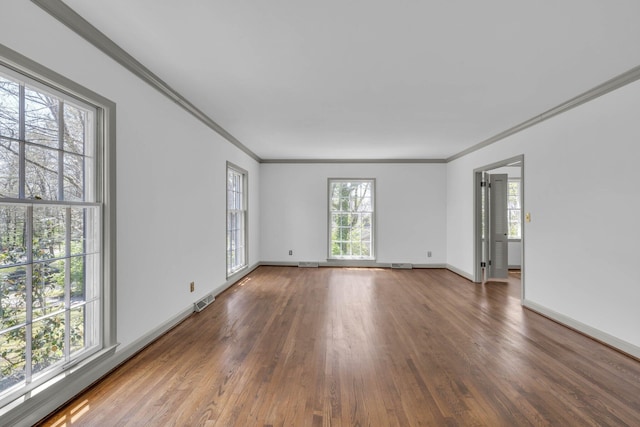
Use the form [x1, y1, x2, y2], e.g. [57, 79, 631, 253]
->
[39, 267, 640, 426]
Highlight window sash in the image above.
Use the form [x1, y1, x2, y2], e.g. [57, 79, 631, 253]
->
[226, 165, 247, 276]
[507, 179, 521, 239]
[328, 179, 375, 260]
[0, 64, 102, 403]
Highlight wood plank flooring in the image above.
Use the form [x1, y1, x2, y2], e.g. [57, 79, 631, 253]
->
[39, 267, 640, 426]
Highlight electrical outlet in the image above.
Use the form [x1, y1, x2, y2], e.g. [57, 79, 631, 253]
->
[190, 281, 195, 292]
[427, 251, 432, 258]
[289, 250, 293, 256]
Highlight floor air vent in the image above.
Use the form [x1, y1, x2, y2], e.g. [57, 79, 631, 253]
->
[391, 263, 413, 269]
[194, 293, 215, 312]
[298, 262, 319, 268]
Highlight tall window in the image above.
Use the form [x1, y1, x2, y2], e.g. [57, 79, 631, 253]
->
[508, 179, 521, 239]
[0, 66, 104, 401]
[329, 179, 375, 260]
[226, 163, 247, 276]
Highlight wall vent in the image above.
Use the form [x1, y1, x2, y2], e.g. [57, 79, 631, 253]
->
[298, 262, 319, 268]
[391, 263, 413, 269]
[194, 293, 215, 312]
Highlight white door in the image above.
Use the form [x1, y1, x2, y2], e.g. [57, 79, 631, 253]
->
[489, 173, 509, 279]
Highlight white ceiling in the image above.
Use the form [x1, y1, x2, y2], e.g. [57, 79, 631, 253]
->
[63, 0, 640, 160]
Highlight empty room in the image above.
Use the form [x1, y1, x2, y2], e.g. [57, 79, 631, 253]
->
[1, 1, 640, 426]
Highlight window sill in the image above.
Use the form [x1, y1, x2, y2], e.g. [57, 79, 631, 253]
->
[0, 344, 119, 426]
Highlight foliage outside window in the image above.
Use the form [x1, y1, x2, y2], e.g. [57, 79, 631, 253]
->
[0, 69, 101, 401]
[508, 179, 521, 239]
[329, 179, 375, 259]
[226, 164, 247, 276]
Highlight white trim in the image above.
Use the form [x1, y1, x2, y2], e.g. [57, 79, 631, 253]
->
[260, 261, 448, 270]
[0, 345, 118, 427]
[523, 300, 640, 361]
[226, 162, 249, 278]
[327, 178, 376, 261]
[0, 43, 117, 419]
[216, 263, 260, 297]
[5, 261, 261, 426]
[445, 264, 475, 282]
[13, 265, 639, 426]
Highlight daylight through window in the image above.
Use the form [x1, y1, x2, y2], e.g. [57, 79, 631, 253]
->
[508, 179, 521, 239]
[226, 164, 247, 276]
[329, 179, 375, 260]
[0, 67, 102, 401]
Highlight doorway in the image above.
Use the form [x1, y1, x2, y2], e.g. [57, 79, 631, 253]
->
[474, 155, 524, 302]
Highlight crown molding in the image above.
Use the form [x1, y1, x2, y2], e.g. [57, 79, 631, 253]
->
[30, 0, 640, 166]
[261, 158, 446, 164]
[447, 64, 640, 162]
[31, 0, 261, 163]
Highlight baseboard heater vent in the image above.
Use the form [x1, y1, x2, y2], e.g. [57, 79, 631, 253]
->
[391, 263, 413, 269]
[194, 293, 215, 312]
[298, 262, 319, 268]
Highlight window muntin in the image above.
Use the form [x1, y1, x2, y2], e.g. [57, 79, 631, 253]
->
[508, 179, 521, 239]
[226, 164, 247, 276]
[329, 179, 375, 260]
[0, 68, 101, 401]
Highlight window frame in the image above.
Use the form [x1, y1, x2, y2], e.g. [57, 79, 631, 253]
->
[0, 44, 116, 416]
[226, 162, 248, 278]
[507, 178, 522, 241]
[327, 178, 376, 261]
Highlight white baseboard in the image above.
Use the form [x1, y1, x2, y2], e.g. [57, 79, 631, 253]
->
[445, 264, 475, 281]
[260, 260, 447, 269]
[2, 304, 193, 427]
[25, 264, 638, 427]
[523, 299, 640, 360]
[6, 264, 262, 427]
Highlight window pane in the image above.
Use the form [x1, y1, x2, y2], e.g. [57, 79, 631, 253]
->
[71, 207, 101, 256]
[507, 196, 517, 209]
[25, 87, 59, 149]
[33, 206, 66, 262]
[1, 266, 28, 328]
[329, 180, 375, 259]
[63, 152, 84, 201]
[0, 77, 20, 139]
[25, 145, 59, 200]
[0, 63, 104, 403]
[79, 206, 100, 255]
[0, 139, 20, 199]
[63, 102, 87, 155]
[69, 255, 85, 302]
[70, 207, 86, 256]
[226, 167, 246, 274]
[0, 328, 27, 393]
[32, 259, 66, 319]
[82, 253, 100, 303]
[32, 313, 65, 375]
[81, 299, 98, 349]
[70, 305, 85, 354]
[0, 205, 27, 267]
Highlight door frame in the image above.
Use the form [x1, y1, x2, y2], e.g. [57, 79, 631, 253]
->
[473, 155, 525, 301]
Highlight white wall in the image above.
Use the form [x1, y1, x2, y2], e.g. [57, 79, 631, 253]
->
[0, 1, 260, 351]
[508, 242, 521, 269]
[260, 163, 447, 265]
[446, 78, 640, 352]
